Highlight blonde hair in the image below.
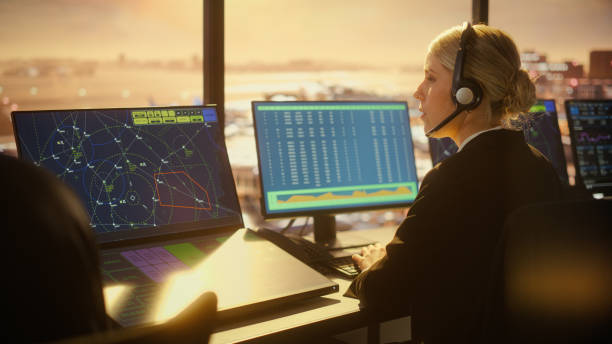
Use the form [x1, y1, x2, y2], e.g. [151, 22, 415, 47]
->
[428, 24, 536, 125]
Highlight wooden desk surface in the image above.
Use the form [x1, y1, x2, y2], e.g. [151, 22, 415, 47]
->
[210, 226, 397, 344]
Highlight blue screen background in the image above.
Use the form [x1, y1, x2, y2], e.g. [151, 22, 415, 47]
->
[253, 101, 419, 215]
[13, 107, 242, 240]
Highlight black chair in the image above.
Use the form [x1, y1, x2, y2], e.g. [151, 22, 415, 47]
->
[483, 199, 612, 343]
[3, 155, 217, 343]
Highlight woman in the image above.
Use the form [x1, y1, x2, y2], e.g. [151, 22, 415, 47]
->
[347, 23, 563, 342]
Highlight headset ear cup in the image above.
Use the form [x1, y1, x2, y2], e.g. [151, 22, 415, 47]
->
[454, 79, 482, 110]
[455, 87, 474, 105]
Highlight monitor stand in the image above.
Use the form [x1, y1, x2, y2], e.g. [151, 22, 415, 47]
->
[313, 215, 377, 251]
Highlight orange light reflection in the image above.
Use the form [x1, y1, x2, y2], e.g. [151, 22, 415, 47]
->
[152, 229, 252, 323]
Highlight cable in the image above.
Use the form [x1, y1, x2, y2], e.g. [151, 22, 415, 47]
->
[299, 217, 310, 236]
[280, 218, 296, 234]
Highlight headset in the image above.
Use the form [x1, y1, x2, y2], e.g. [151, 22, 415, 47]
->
[425, 22, 483, 137]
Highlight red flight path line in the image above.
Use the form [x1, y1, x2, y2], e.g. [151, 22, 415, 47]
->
[154, 171, 212, 210]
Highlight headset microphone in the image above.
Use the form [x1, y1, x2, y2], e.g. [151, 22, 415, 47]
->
[425, 104, 468, 137]
[425, 22, 483, 138]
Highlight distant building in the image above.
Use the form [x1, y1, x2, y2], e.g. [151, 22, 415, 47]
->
[521, 51, 547, 64]
[589, 51, 612, 79]
[563, 61, 584, 79]
[520, 51, 584, 81]
[575, 84, 605, 99]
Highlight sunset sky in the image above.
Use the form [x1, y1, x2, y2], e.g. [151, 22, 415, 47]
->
[0, 0, 610, 67]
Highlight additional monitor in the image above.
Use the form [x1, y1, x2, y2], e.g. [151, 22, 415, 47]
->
[252, 101, 419, 245]
[12, 106, 243, 244]
[428, 136, 456, 166]
[565, 99, 612, 198]
[428, 99, 570, 184]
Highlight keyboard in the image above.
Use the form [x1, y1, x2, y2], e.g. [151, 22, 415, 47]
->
[326, 256, 361, 278]
[255, 227, 363, 279]
[284, 234, 363, 279]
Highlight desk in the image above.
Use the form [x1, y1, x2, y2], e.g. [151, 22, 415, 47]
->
[210, 226, 398, 344]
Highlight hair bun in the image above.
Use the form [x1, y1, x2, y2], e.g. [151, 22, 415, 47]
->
[504, 69, 536, 116]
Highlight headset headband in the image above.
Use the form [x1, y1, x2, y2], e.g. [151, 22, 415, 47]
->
[451, 22, 475, 98]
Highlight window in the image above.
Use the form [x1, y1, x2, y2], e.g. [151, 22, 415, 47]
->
[491, 0, 612, 184]
[226, 0, 471, 226]
[0, 0, 203, 152]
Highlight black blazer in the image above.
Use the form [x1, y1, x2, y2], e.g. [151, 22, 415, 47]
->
[347, 129, 564, 343]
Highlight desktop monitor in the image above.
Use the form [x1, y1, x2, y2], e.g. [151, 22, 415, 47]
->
[565, 99, 612, 198]
[428, 99, 570, 184]
[252, 101, 419, 245]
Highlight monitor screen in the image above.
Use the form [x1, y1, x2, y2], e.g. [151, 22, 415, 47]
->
[12, 106, 243, 244]
[565, 100, 612, 197]
[252, 101, 418, 241]
[428, 99, 569, 184]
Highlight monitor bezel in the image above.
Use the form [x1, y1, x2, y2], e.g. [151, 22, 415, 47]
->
[251, 100, 418, 220]
[564, 99, 612, 196]
[11, 105, 245, 248]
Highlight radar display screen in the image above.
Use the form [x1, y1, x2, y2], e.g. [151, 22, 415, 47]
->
[12, 106, 243, 244]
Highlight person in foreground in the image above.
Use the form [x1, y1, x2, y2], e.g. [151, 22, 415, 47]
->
[347, 23, 564, 342]
[5, 154, 216, 343]
[5, 154, 110, 342]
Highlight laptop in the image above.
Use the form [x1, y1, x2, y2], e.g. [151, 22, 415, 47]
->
[11, 106, 338, 327]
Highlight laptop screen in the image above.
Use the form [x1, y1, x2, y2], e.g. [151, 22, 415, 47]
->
[12, 106, 243, 244]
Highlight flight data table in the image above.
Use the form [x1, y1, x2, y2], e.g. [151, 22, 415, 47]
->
[254, 103, 418, 215]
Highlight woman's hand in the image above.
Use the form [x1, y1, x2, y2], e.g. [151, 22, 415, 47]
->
[352, 243, 386, 271]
